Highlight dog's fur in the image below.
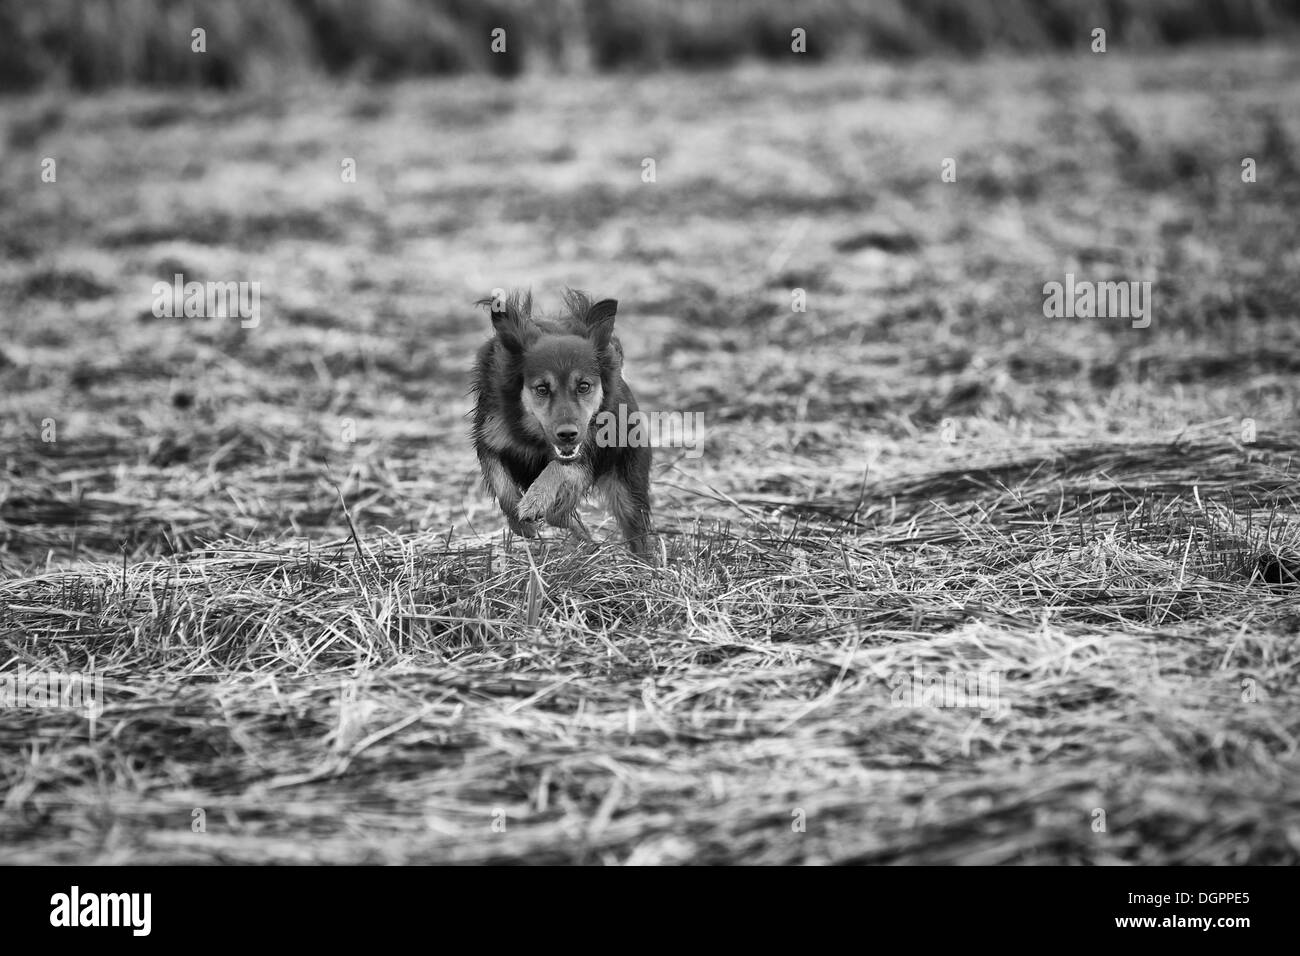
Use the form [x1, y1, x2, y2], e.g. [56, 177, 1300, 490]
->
[470, 289, 653, 555]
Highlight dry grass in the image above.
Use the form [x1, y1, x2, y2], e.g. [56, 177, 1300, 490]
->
[1, 45, 1299, 863]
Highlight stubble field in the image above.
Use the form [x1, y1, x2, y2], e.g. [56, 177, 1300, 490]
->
[1, 45, 1298, 863]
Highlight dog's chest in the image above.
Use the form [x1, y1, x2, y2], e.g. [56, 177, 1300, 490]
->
[500, 448, 550, 490]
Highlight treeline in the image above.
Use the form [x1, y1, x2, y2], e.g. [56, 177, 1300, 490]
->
[2, 0, 1298, 91]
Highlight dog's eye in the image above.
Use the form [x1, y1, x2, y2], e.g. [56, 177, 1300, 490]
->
[576, 382, 591, 394]
[534, 383, 550, 397]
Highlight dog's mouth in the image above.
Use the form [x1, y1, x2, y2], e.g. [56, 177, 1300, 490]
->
[552, 443, 581, 462]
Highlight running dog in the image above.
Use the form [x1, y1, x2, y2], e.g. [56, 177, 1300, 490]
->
[470, 289, 653, 556]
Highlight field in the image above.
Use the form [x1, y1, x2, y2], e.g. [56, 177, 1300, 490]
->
[2, 44, 1299, 864]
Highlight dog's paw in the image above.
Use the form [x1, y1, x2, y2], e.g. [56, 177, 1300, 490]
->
[508, 515, 539, 538]
[516, 490, 548, 526]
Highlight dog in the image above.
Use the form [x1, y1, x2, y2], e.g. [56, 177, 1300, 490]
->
[470, 289, 653, 556]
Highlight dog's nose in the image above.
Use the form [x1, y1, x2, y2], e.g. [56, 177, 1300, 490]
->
[555, 425, 579, 444]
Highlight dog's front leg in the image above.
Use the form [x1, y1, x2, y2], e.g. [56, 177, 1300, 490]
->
[482, 457, 537, 538]
[601, 449, 654, 560]
[518, 460, 592, 532]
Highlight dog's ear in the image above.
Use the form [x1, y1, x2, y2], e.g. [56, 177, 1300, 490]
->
[584, 298, 617, 351]
[477, 292, 534, 354]
[491, 309, 530, 354]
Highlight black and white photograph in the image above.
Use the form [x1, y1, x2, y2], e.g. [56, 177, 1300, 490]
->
[0, 0, 1296, 909]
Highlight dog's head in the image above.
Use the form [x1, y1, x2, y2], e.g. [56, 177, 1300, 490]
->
[480, 290, 619, 462]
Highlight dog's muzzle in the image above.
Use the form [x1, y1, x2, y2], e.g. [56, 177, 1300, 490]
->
[553, 424, 582, 461]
